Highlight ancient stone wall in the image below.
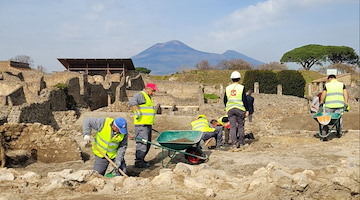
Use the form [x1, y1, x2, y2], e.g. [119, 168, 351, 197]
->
[6, 89, 67, 129]
[140, 79, 203, 107]
[7, 87, 26, 106]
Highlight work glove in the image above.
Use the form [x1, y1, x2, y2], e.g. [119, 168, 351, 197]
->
[345, 104, 350, 112]
[134, 110, 141, 119]
[83, 135, 91, 147]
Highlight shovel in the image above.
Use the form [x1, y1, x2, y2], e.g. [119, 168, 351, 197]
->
[92, 143, 129, 177]
[316, 104, 331, 125]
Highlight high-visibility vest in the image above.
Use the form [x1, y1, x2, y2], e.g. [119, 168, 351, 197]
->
[217, 115, 228, 126]
[191, 118, 215, 132]
[325, 79, 345, 108]
[92, 118, 125, 159]
[225, 83, 245, 112]
[134, 91, 156, 125]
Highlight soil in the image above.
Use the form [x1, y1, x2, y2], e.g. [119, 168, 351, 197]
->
[0, 94, 359, 200]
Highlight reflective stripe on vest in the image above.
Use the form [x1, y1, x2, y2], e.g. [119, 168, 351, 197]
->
[191, 118, 215, 132]
[225, 83, 245, 111]
[325, 80, 345, 108]
[134, 91, 156, 125]
[92, 117, 125, 159]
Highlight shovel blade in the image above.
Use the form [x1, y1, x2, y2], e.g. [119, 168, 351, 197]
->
[317, 115, 331, 125]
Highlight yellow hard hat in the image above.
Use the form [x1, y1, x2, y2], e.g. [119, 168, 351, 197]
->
[197, 114, 207, 119]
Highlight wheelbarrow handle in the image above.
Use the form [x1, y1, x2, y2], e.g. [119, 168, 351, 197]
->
[151, 128, 160, 133]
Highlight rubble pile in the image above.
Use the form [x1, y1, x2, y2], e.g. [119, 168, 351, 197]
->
[0, 162, 358, 199]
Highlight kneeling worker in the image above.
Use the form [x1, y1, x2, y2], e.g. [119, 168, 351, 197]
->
[83, 117, 128, 176]
[191, 115, 223, 148]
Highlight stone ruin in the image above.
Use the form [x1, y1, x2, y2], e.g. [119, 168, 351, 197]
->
[0, 62, 207, 168]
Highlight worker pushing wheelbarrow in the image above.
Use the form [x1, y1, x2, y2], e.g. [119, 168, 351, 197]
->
[313, 105, 348, 141]
[313, 74, 350, 141]
[132, 130, 208, 167]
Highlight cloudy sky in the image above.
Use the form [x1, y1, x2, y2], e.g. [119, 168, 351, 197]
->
[0, 0, 359, 72]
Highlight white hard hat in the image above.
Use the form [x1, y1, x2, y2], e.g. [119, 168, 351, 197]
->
[230, 71, 241, 79]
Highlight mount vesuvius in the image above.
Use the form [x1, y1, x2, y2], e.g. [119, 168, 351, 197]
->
[131, 40, 264, 75]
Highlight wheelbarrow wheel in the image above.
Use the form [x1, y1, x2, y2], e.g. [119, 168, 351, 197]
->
[185, 147, 207, 165]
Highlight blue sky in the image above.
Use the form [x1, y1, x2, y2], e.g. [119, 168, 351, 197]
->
[0, 0, 359, 72]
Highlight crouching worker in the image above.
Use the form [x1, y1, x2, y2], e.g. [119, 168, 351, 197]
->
[83, 117, 128, 176]
[191, 115, 223, 148]
[217, 115, 231, 145]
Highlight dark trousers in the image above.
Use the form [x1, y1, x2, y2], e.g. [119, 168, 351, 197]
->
[228, 108, 246, 145]
[93, 155, 126, 176]
[202, 126, 223, 147]
[134, 125, 152, 164]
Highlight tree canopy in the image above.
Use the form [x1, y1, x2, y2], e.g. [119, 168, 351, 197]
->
[326, 46, 359, 65]
[280, 44, 359, 70]
[258, 62, 288, 70]
[135, 67, 151, 74]
[280, 44, 327, 70]
[216, 59, 252, 70]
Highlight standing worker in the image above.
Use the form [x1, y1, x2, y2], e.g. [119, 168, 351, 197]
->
[224, 71, 249, 148]
[320, 74, 349, 136]
[246, 90, 254, 122]
[129, 82, 158, 168]
[83, 117, 128, 176]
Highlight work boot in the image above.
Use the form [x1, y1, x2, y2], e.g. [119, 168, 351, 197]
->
[246, 133, 255, 140]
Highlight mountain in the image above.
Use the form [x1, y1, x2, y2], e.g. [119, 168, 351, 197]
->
[131, 40, 264, 75]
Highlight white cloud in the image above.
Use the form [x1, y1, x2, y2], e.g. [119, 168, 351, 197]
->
[210, 0, 345, 41]
[60, 23, 82, 39]
[91, 3, 105, 13]
[86, 3, 106, 20]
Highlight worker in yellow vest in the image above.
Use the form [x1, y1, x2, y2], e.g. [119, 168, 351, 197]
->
[217, 115, 231, 145]
[320, 74, 349, 137]
[191, 115, 223, 148]
[224, 71, 249, 148]
[129, 82, 158, 168]
[215, 115, 255, 145]
[83, 117, 128, 176]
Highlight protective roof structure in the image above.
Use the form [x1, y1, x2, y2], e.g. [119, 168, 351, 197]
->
[57, 58, 135, 75]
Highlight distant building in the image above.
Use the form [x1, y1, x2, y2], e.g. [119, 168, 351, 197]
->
[57, 58, 136, 78]
[326, 68, 346, 75]
[0, 61, 31, 71]
[309, 73, 352, 96]
[326, 68, 338, 75]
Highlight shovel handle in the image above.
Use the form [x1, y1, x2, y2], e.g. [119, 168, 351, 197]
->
[92, 143, 128, 177]
[151, 128, 160, 133]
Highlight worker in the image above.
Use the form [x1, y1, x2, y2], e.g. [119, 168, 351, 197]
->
[320, 74, 349, 136]
[246, 90, 255, 122]
[83, 117, 128, 176]
[217, 115, 231, 145]
[191, 115, 223, 148]
[310, 92, 322, 113]
[224, 71, 249, 148]
[215, 115, 255, 145]
[129, 82, 158, 168]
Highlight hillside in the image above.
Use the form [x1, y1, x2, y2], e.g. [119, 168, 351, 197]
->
[131, 40, 264, 75]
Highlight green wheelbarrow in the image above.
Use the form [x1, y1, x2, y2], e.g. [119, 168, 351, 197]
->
[133, 130, 208, 167]
[313, 112, 343, 141]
